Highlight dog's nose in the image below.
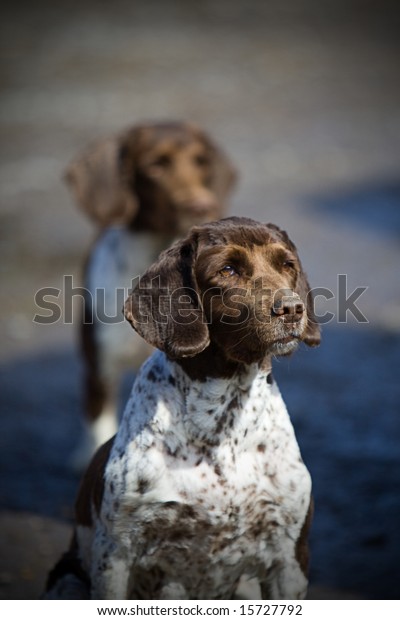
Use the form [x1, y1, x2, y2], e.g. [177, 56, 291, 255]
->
[186, 195, 217, 215]
[175, 187, 217, 215]
[188, 200, 216, 216]
[272, 297, 304, 322]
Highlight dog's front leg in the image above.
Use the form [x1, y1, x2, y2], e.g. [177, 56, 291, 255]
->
[91, 559, 131, 600]
[90, 528, 131, 600]
[259, 558, 308, 600]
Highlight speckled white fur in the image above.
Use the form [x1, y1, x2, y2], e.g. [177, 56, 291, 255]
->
[77, 350, 311, 600]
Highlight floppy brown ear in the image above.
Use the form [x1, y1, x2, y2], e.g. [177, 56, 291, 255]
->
[266, 223, 321, 348]
[118, 126, 145, 196]
[197, 130, 238, 207]
[295, 269, 321, 347]
[64, 134, 138, 228]
[124, 233, 210, 359]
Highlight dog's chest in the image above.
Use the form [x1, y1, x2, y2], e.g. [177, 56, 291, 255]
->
[87, 228, 169, 292]
[85, 229, 170, 369]
[102, 354, 311, 598]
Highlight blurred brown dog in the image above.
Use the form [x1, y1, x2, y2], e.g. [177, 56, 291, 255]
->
[65, 121, 237, 468]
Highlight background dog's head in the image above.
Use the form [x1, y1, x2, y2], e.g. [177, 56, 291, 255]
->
[65, 121, 237, 235]
[124, 217, 321, 365]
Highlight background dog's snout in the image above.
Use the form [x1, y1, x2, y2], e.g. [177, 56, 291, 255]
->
[190, 201, 217, 216]
[179, 191, 218, 215]
[272, 297, 305, 322]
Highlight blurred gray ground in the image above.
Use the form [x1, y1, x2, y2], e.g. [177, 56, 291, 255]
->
[1, 0, 400, 600]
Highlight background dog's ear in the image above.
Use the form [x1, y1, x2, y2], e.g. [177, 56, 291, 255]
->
[118, 126, 145, 204]
[64, 134, 138, 228]
[124, 233, 210, 359]
[266, 223, 321, 348]
[196, 130, 238, 207]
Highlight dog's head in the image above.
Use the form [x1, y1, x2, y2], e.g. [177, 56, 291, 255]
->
[124, 217, 321, 366]
[65, 121, 237, 234]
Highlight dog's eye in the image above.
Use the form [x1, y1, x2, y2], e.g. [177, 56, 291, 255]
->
[282, 258, 296, 270]
[193, 154, 209, 167]
[151, 154, 171, 168]
[219, 265, 237, 277]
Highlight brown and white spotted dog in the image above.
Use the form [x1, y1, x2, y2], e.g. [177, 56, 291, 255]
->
[46, 217, 320, 600]
[65, 121, 237, 468]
